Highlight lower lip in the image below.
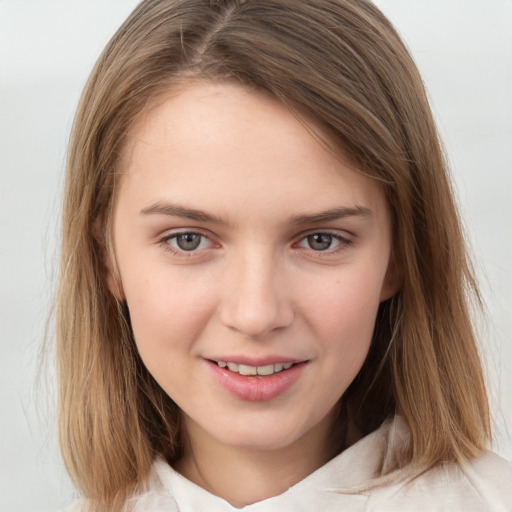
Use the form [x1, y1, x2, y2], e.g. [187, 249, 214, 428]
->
[207, 361, 307, 401]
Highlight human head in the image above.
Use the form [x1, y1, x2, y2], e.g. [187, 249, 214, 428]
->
[58, 0, 489, 505]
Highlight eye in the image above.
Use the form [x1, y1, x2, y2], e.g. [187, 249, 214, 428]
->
[162, 232, 212, 252]
[297, 232, 349, 252]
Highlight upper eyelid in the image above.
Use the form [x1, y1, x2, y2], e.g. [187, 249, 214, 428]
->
[158, 228, 213, 243]
[159, 227, 214, 241]
[293, 228, 353, 242]
[162, 229, 206, 238]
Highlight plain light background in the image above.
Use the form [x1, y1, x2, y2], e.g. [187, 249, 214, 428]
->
[0, 1, 511, 510]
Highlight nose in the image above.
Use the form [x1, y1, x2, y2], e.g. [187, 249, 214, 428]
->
[219, 247, 294, 339]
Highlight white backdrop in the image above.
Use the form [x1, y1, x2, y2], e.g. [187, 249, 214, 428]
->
[0, 1, 510, 511]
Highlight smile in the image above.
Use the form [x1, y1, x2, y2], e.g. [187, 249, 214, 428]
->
[208, 359, 307, 401]
[215, 361, 294, 376]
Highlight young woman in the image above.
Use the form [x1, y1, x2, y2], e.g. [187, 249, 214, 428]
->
[58, 0, 512, 510]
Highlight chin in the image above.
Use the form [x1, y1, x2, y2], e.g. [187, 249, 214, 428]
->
[210, 416, 315, 453]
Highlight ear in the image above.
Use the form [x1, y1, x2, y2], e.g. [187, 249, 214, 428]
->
[93, 217, 126, 301]
[379, 252, 402, 302]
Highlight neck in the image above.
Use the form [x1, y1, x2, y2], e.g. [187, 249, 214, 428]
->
[174, 412, 339, 507]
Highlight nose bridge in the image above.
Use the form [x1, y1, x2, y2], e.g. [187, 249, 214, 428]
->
[220, 243, 293, 338]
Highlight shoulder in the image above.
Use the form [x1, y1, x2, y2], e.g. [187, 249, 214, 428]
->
[459, 450, 512, 506]
[369, 451, 512, 512]
[59, 459, 180, 512]
[121, 458, 179, 512]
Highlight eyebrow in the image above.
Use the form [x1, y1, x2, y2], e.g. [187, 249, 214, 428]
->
[140, 201, 372, 226]
[140, 202, 231, 226]
[290, 206, 372, 225]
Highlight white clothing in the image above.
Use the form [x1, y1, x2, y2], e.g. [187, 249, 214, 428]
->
[69, 417, 512, 511]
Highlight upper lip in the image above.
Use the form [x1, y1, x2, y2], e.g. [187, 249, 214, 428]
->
[205, 356, 307, 367]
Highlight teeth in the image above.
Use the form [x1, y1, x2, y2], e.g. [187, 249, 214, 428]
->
[257, 364, 275, 376]
[227, 362, 239, 372]
[217, 361, 295, 376]
[239, 364, 258, 376]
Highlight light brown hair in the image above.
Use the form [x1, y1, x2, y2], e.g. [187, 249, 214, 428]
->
[57, 0, 490, 508]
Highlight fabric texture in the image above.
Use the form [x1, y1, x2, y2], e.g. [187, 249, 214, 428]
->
[67, 416, 512, 512]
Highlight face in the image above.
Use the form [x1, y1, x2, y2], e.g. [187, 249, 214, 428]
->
[110, 81, 396, 459]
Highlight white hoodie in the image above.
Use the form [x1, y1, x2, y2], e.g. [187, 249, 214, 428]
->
[67, 416, 512, 512]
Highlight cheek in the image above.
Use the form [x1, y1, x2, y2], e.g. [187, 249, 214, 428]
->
[296, 263, 385, 393]
[122, 270, 216, 365]
[299, 266, 384, 344]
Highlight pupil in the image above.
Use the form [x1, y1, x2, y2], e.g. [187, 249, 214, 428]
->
[177, 233, 201, 251]
[308, 234, 332, 251]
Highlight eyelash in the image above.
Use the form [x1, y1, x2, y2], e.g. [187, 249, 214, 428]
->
[294, 232, 352, 254]
[158, 230, 353, 257]
[159, 230, 214, 256]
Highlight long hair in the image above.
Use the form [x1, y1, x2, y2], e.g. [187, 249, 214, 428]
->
[57, 0, 490, 508]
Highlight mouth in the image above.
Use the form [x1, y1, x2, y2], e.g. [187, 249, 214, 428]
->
[212, 360, 296, 376]
[207, 358, 307, 401]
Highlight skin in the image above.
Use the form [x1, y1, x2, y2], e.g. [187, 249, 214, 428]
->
[109, 81, 398, 506]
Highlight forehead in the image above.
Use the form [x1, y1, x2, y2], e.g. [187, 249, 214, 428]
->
[124, 80, 337, 169]
[117, 81, 389, 223]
